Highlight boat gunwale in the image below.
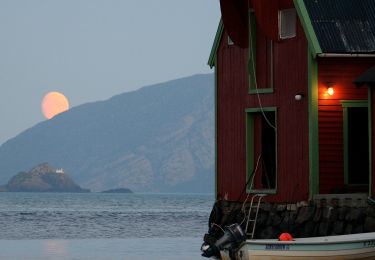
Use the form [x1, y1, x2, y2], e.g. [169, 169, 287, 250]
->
[243, 232, 375, 246]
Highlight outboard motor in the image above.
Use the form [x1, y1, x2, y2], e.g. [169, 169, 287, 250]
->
[201, 223, 246, 258]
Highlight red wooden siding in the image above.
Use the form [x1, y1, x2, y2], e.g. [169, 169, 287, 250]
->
[216, 30, 249, 201]
[317, 58, 375, 194]
[251, 0, 294, 41]
[318, 107, 344, 193]
[216, 19, 309, 203]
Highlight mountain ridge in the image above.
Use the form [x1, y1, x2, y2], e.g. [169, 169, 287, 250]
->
[0, 74, 214, 192]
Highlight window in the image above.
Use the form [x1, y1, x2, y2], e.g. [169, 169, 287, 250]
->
[249, 11, 274, 94]
[246, 108, 277, 193]
[279, 9, 296, 39]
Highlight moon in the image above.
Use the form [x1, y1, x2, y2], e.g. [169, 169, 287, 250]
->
[41, 91, 70, 119]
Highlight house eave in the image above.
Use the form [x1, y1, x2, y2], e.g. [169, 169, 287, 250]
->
[294, 0, 322, 57]
[208, 19, 224, 69]
[317, 53, 375, 58]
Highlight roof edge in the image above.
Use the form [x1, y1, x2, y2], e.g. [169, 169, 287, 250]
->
[317, 53, 375, 58]
[208, 19, 224, 68]
[294, 0, 322, 57]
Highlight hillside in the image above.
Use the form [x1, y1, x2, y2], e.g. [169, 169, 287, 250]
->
[4, 163, 89, 192]
[0, 74, 214, 192]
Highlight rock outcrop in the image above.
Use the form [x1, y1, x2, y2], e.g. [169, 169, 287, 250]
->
[101, 188, 133, 193]
[4, 163, 89, 192]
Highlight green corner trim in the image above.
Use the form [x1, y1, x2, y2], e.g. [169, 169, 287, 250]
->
[308, 50, 319, 198]
[245, 107, 278, 194]
[369, 88, 373, 196]
[208, 19, 224, 68]
[294, 0, 322, 57]
[214, 56, 218, 198]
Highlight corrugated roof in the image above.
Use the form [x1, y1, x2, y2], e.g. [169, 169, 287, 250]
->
[304, 0, 375, 53]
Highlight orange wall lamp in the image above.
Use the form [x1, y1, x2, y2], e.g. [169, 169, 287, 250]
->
[326, 82, 335, 96]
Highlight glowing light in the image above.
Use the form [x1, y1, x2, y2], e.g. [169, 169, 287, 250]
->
[41, 91, 70, 119]
[327, 87, 334, 96]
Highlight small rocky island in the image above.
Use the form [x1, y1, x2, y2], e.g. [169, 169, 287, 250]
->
[1, 163, 89, 192]
[101, 188, 133, 193]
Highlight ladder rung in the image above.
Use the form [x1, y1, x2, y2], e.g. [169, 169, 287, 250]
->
[245, 194, 268, 239]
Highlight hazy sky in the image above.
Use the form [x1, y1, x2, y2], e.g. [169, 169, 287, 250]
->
[0, 0, 221, 145]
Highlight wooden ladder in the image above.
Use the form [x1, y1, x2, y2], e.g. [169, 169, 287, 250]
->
[245, 194, 267, 239]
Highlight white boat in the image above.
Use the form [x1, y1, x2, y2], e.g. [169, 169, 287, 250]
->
[220, 232, 375, 260]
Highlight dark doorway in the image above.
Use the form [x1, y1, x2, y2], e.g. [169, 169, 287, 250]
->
[261, 112, 276, 189]
[247, 109, 277, 191]
[347, 107, 369, 185]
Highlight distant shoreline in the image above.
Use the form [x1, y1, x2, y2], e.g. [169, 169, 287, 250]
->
[100, 188, 133, 193]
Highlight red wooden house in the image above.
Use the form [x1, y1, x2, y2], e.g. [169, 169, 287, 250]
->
[209, 0, 375, 204]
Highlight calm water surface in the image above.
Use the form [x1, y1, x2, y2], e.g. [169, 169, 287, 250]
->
[0, 193, 214, 259]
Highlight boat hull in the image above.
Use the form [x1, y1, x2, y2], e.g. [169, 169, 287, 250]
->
[233, 232, 375, 260]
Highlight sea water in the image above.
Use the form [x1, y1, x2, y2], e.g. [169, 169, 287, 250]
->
[0, 193, 214, 259]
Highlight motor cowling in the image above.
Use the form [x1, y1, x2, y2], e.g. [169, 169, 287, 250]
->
[201, 223, 246, 258]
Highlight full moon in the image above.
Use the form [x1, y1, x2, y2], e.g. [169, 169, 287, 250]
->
[41, 91, 70, 119]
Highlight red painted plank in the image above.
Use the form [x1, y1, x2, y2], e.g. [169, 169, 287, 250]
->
[216, 19, 309, 203]
[318, 58, 375, 194]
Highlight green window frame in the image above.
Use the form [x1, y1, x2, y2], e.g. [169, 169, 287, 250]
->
[248, 10, 274, 94]
[246, 107, 277, 194]
[341, 100, 369, 186]
[307, 51, 319, 198]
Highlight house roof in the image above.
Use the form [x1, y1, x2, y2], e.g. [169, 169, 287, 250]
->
[296, 0, 375, 56]
[354, 65, 375, 87]
[209, 0, 375, 66]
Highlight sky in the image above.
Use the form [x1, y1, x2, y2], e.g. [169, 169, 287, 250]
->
[0, 0, 221, 145]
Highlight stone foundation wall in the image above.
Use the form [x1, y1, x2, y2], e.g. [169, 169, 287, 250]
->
[206, 194, 375, 240]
